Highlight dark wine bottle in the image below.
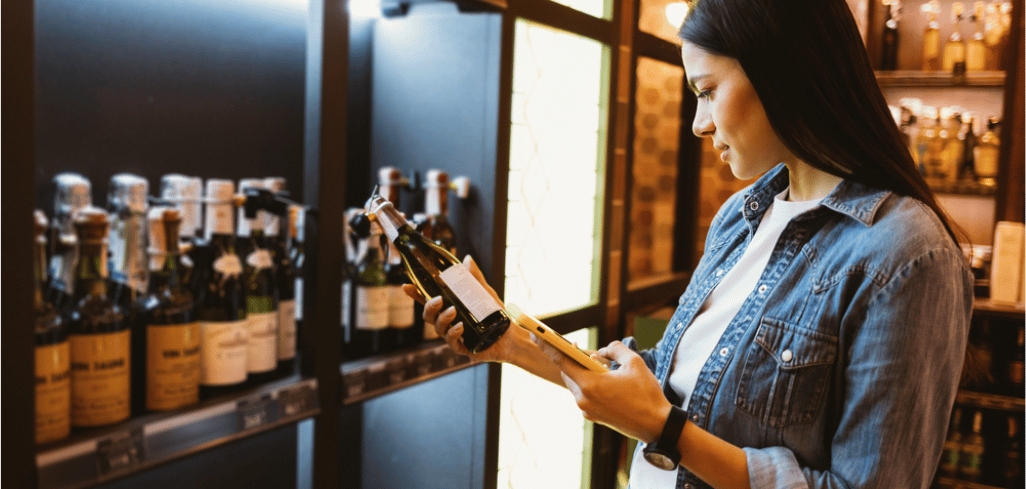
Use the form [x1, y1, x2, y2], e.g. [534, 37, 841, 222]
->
[272, 186, 298, 378]
[34, 210, 71, 444]
[238, 179, 279, 386]
[378, 167, 417, 351]
[960, 410, 986, 481]
[289, 205, 305, 368]
[196, 179, 249, 399]
[880, 0, 900, 70]
[424, 169, 457, 255]
[346, 221, 390, 358]
[940, 407, 963, 476]
[144, 208, 200, 411]
[366, 193, 509, 353]
[67, 207, 132, 428]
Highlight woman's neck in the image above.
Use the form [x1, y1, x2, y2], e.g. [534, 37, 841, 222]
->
[785, 162, 843, 202]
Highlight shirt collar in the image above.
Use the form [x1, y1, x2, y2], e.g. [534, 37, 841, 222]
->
[744, 164, 891, 227]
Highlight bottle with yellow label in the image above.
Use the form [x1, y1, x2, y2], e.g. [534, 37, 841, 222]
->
[143, 207, 200, 411]
[68, 207, 132, 428]
[35, 210, 71, 443]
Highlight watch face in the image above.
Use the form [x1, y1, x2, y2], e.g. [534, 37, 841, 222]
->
[643, 451, 677, 471]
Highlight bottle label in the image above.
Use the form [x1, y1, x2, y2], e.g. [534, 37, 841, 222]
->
[278, 299, 297, 361]
[356, 285, 390, 330]
[146, 322, 200, 411]
[294, 278, 304, 321]
[961, 447, 984, 476]
[214, 254, 243, 277]
[35, 341, 71, 443]
[198, 320, 249, 386]
[247, 249, 273, 270]
[388, 285, 416, 329]
[70, 330, 131, 427]
[246, 311, 278, 373]
[440, 264, 501, 322]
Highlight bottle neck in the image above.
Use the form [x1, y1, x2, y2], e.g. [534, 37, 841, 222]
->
[110, 212, 149, 293]
[74, 240, 109, 301]
[34, 235, 49, 311]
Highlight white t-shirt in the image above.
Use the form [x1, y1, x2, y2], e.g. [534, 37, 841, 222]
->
[629, 189, 822, 488]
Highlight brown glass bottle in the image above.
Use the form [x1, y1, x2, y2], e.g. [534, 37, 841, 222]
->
[34, 210, 71, 444]
[144, 208, 200, 411]
[68, 207, 132, 428]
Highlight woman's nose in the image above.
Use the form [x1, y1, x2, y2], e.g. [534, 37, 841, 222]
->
[692, 106, 713, 138]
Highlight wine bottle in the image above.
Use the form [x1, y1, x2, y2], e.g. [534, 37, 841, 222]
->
[108, 174, 154, 416]
[50, 173, 92, 311]
[341, 208, 362, 359]
[1003, 415, 1023, 485]
[34, 210, 71, 444]
[938, 109, 964, 183]
[366, 193, 510, 353]
[411, 213, 438, 341]
[347, 219, 390, 358]
[942, 3, 967, 73]
[289, 206, 305, 363]
[881, 0, 900, 70]
[940, 407, 964, 476]
[271, 182, 298, 378]
[959, 113, 978, 181]
[960, 410, 986, 481]
[974, 116, 1000, 187]
[378, 167, 416, 351]
[1007, 325, 1025, 397]
[424, 169, 457, 255]
[966, 2, 988, 71]
[68, 207, 132, 428]
[238, 179, 278, 385]
[922, 1, 942, 71]
[144, 208, 200, 411]
[195, 179, 249, 399]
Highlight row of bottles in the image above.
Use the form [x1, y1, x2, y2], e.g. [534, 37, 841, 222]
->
[34, 173, 305, 445]
[340, 167, 509, 360]
[880, 1, 1013, 73]
[891, 100, 1002, 188]
[964, 316, 1025, 398]
[940, 407, 1024, 487]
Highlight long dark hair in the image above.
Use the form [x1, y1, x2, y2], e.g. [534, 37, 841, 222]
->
[679, 0, 962, 244]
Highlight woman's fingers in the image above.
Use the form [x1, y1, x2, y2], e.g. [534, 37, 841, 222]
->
[401, 284, 425, 304]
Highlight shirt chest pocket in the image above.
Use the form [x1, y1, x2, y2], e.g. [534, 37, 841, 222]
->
[735, 319, 837, 428]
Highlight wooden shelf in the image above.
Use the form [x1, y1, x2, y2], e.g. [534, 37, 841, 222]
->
[956, 390, 1026, 412]
[974, 298, 1026, 319]
[876, 70, 1007, 87]
[934, 475, 1009, 489]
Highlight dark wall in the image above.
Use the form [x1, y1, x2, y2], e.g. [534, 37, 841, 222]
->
[34, 0, 308, 211]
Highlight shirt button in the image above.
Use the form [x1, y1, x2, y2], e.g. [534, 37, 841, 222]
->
[781, 349, 793, 362]
[691, 414, 699, 422]
[676, 322, 683, 331]
[684, 485, 694, 489]
[749, 201, 759, 210]
[716, 269, 724, 277]
[719, 347, 729, 356]
[758, 284, 768, 293]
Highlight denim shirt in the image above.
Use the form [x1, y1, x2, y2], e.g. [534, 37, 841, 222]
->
[632, 164, 973, 489]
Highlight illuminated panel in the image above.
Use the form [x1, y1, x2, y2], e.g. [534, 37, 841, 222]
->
[628, 57, 683, 284]
[505, 20, 608, 318]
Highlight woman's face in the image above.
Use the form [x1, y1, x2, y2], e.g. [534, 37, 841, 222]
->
[682, 41, 794, 180]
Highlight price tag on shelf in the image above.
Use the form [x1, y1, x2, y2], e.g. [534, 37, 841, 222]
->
[96, 428, 145, 477]
[237, 394, 277, 431]
[277, 382, 317, 419]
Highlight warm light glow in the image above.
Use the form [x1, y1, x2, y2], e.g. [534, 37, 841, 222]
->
[348, 0, 382, 18]
[664, 1, 689, 29]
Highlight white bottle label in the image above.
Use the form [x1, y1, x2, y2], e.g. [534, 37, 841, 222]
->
[277, 300, 297, 361]
[388, 285, 416, 329]
[246, 311, 278, 373]
[356, 285, 390, 330]
[199, 320, 249, 386]
[213, 254, 243, 277]
[439, 264, 501, 322]
[246, 249, 273, 270]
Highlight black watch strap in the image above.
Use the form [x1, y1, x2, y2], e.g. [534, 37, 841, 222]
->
[642, 405, 687, 469]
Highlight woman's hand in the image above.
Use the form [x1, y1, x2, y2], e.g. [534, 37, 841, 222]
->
[401, 255, 520, 364]
[537, 339, 671, 444]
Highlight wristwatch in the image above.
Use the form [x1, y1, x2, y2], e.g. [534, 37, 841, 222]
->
[642, 405, 687, 470]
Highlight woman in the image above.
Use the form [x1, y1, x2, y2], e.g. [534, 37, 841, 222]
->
[406, 0, 974, 487]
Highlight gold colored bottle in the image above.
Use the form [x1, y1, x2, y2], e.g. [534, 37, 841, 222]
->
[974, 117, 1001, 187]
[939, 110, 965, 183]
[943, 3, 967, 73]
[915, 107, 941, 178]
[966, 2, 988, 70]
[921, 1, 942, 71]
